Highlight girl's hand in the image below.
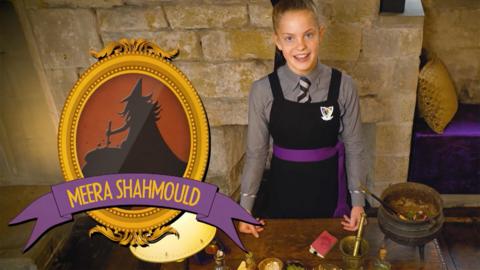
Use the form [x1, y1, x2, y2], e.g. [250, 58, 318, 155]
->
[341, 206, 365, 231]
[238, 219, 265, 238]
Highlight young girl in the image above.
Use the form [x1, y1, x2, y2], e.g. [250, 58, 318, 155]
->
[238, 0, 366, 237]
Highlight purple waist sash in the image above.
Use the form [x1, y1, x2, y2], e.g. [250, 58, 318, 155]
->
[272, 142, 350, 218]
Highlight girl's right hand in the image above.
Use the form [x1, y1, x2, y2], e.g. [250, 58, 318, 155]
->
[238, 220, 265, 238]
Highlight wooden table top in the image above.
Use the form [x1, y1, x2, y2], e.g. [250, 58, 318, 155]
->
[190, 218, 449, 270]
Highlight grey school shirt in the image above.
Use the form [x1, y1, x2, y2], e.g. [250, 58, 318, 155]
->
[240, 62, 366, 213]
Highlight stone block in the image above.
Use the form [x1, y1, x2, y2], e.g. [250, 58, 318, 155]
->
[7, 103, 60, 183]
[391, 56, 420, 93]
[0, 23, 47, 101]
[365, 181, 399, 207]
[319, 22, 362, 61]
[382, 93, 416, 122]
[42, 0, 122, 8]
[428, 49, 480, 103]
[207, 125, 247, 178]
[350, 60, 394, 97]
[44, 68, 78, 114]
[201, 30, 274, 61]
[459, 79, 480, 104]
[248, 0, 270, 4]
[435, 49, 480, 84]
[205, 175, 229, 195]
[205, 171, 241, 197]
[423, 8, 457, 38]
[313, 0, 333, 24]
[317, 0, 378, 24]
[376, 14, 424, 28]
[0, 185, 71, 260]
[0, 132, 11, 183]
[97, 6, 168, 32]
[153, 31, 202, 60]
[458, 9, 480, 28]
[228, 155, 245, 198]
[248, 4, 272, 28]
[362, 123, 377, 179]
[362, 27, 423, 58]
[164, 5, 248, 29]
[0, 97, 60, 186]
[0, 186, 58, 248]
[0, 253, 36, 270]
[321, 60, 355, 74]
[423, 9, 480, 51]
[375, 122, 412, 156]
[28, 9, 102, 69]
[424, 27, 480, 54]
[202, 97, 249, 127]
[373, 155, 410, 182]
[360, 96, 384, 123]
[23, 0, 48, 9]
[423, 0, 480, 10]
[202, 0, 250, 3]
[101, 31, 202, 60]
[124, 0, 179, 5]
[175, 61, 271, 98]
[0, 103, 25, 141]
[206, 155, 245, 199]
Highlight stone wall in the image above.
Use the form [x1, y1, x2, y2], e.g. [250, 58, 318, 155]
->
[422, 0, 480, 104]
[0, 1, 61, 186]
[7, 0, 424, 201]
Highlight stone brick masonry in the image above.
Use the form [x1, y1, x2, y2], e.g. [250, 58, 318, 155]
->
[422, 0, 480, 104]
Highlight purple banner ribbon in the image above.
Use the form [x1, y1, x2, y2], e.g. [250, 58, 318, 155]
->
[9, 174, 260, 252]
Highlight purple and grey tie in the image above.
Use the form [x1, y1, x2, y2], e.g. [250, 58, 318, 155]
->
[297, 76, 312, 103]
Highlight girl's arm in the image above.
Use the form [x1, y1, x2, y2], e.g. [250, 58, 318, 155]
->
[338, 73, 366, 231]
[239, 80, 271, 213]
[238, 80, 271, 237]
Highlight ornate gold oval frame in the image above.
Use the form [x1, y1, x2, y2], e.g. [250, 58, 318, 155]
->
[58, 39, 209, 245]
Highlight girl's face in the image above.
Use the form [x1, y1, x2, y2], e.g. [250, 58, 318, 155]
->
[274, 10, 325, 76]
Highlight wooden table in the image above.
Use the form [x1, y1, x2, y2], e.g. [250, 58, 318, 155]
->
[190, 218, 449, 270]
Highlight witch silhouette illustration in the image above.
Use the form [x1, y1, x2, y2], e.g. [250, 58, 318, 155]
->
[82, 78, 187, 178]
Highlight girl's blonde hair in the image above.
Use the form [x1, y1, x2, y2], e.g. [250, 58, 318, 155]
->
[272, 0, 320, 32]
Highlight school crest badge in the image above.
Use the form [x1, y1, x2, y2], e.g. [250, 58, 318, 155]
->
[320, 106, 334, 121]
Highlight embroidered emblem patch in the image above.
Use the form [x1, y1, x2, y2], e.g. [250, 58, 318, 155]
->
[320, 106, 334, 121]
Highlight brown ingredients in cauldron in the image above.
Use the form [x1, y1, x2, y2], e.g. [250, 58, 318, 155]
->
[388, 197, 437, 221]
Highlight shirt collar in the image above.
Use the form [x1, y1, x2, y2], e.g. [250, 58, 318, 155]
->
[278, 61, 324, 93]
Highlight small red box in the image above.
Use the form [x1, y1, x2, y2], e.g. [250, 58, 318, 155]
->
[309, 230, 338, 258]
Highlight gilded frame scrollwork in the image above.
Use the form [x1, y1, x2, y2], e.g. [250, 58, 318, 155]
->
[58, 39, 209, 246]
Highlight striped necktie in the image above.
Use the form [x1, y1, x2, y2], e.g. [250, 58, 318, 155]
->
[297, 76, 312, 103]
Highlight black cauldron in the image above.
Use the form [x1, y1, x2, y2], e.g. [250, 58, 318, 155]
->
[377, 182, 444, 259]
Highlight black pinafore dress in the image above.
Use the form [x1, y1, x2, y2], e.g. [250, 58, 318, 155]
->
[264, 68, 350, 218]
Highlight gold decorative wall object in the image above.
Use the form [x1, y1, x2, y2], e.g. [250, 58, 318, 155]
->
[58, 39, 214, 260]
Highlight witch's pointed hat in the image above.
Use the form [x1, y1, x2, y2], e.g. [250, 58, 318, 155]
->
[122, 78, 143, 102]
